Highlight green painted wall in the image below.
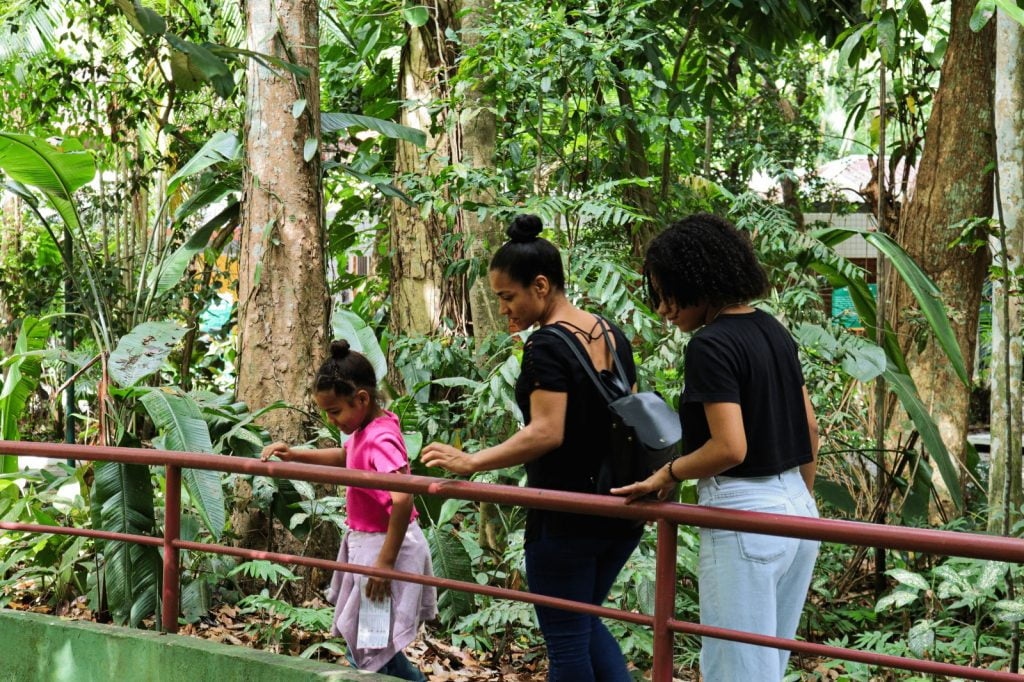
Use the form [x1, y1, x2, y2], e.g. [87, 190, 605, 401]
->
[0, 609, 397, 682]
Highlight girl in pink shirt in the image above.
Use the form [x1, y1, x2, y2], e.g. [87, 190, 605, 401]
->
[261, 339, 436, 680]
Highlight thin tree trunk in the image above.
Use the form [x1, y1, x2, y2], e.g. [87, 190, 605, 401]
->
[611, 59, 658, 257]
[987, 9, 1024, 533]
[389, 0, 465, 341]
[460, 0, 503, 340]
[236, 0, 330, 563]
[454, 0, 507, 551]
[0, 194, 22, 353]
[883, 0, 995, 519]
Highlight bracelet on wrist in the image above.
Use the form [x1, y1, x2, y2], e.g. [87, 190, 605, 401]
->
[666, 456, 683, 483]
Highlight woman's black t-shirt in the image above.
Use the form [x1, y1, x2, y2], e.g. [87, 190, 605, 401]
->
[515, 318, 643, 541]
[680, 308, 812, 476]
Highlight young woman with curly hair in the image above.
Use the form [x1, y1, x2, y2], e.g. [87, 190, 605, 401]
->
[613, 213, 820, 682]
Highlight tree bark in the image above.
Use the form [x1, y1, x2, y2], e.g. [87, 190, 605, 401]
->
[389, 0, 466, 340]
[987, 8, 1024, 533]
[884, 0, 994, 518]
[459, 0, 504, 340]
[0, 194, 22, 353]
[611, 59, 658, 257]
[236, 0, 330, 557]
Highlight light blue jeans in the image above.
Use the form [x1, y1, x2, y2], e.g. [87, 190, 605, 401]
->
[697, 468, 819, 682]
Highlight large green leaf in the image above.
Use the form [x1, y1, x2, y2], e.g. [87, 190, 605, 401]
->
[805, 258, 908, 375]
[326, 163, 415, 205]
[164, 33, 234, 98]
[209, 46, 311, 80]
[994, 0, 1024, 28]
[814, 478, 856, 514]
[815, 227, 968, 386]
[92, 459, 160, 627]
[884, 367, 962, 509]
[330, 308, 387, 381]
[320, 112, 426, 146]
[166, 132, 241, 195]
[173, 178, 238, 223]
[0, 317, 50, 472]
[148, 202, 238, 299]
[108, 321, 188, 388]
[140, 389, 225, 538]
[0, 133, 94, 231]
[427, 526, 474, 624]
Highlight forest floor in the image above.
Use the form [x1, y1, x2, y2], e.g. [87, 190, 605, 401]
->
[3, 585, 703, 680]
[4, 581, 859, 681]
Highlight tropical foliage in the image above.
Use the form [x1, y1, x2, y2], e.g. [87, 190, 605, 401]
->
[0, 0, 1021, 677]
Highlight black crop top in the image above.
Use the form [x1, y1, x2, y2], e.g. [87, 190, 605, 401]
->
[515, 318, 643, 541]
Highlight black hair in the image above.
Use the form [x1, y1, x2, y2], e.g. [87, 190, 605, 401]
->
[488, 214, 565, 290]
[644, 213, 768, 309]
[314, 339, 379, 403]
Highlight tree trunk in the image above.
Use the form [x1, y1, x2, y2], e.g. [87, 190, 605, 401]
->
[456, 0, 505, 550]
[987, 8, 1024, 533]
[459, 0, 504, 340]
[884, 0, 994, 518]
[389, 0, 466, 341]
[0, 194, 22, 353]
[611, 60, 658, 257]
[236, 0, 330, 561]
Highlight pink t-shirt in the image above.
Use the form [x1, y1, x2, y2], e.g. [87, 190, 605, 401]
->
[344, 410, 418, 532]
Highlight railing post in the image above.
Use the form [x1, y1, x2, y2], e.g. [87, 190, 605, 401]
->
[161, 464, 181, 634]
[652, 518, 678, 682]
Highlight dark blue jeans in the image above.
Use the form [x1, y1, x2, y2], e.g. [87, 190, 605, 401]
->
[525, 529, 642, 682]
[346, 650, 426, 681]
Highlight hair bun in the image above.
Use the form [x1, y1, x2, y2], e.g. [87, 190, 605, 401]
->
[506, 214, 543, 243]
[329, 339, 351, 359]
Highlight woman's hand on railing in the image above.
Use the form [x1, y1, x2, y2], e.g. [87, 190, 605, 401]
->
[610, 466, 675, 504]
[421, 443, 476, 475]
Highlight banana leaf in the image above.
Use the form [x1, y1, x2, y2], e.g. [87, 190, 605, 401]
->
[0, 133, 94, 231]
[140, 389, 225, 538]
[814, 226, 967, 386]
[885, 367, 962, 510]
[108, 321, 188, 388]
[0, 317, 51, 472]
[92, 459, 160, 627]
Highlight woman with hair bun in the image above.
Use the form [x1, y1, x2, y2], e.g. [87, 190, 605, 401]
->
[423, 214, 641, 681]
[611, 213, 820, 681]
[261, 340, 436, 681]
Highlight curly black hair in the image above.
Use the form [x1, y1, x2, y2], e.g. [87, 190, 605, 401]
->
[314, 339, 379, 403]
[644, 213, 768, 309]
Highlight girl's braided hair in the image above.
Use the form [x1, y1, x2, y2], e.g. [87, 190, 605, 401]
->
[644, 213, 768, 309]
[314, 339, 378, 403]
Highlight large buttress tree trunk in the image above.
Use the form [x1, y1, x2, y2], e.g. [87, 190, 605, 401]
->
[987, 8, 1024, 533]
[884, 0, 994, 518]
[236, 0, 329, 558]
[390, 0, 464, 340]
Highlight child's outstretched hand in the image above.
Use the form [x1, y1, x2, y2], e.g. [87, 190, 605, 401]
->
[260, 442, 293, 462]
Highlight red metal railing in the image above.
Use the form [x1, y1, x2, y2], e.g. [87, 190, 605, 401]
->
[1, 440, 1022, 681]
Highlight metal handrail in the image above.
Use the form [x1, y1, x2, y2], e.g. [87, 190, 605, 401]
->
[1, 440, 1022, 681]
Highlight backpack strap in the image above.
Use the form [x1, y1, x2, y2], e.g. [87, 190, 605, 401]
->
[544, 325, 616, 405]
[593, 315, 632, 391]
